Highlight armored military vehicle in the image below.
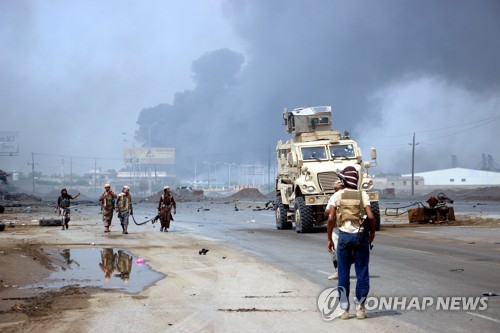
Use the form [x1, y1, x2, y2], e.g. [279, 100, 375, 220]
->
[275, 106, 380, 233]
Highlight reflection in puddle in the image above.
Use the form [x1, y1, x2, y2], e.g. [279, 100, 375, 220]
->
[25, 248, 165, 294]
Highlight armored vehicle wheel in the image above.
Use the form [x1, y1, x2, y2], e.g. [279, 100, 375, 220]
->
[275, 196, 292, 230]
[371, 201, 381, 231]
[294, 196, 314, 233]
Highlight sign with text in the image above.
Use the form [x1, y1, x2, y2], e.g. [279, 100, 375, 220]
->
[124, 147, 175, 165]
[0, 131, 19, 155]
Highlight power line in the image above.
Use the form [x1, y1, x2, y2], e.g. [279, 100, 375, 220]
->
[418, 121, 498, 143]
[361, 115, 500, 147]
[373, 115, 500, 139]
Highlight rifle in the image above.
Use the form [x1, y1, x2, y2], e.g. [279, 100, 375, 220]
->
[361, 215, 374, 250]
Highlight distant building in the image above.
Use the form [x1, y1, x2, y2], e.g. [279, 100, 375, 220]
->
[373, 175, 425, 196]
[402, 168, 500, 186]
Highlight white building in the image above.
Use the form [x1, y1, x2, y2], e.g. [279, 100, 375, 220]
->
[402, 168, 500, 186]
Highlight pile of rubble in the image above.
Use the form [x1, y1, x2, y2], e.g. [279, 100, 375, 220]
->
[424, 187, 500, 201]
[0, 187, 42, 207]
[229, 188, 268, 200]
[141, 187, 206, 203]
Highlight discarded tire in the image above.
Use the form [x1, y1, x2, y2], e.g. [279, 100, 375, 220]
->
[0, 222, 5, 232]
[39, 218, 63, 226]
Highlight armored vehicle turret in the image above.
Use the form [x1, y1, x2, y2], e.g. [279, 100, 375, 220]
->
[275, 106, 380, 233]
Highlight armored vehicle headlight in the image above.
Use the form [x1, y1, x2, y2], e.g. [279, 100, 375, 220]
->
[307, 186, 315, 193]
[362, 180, 373, 190]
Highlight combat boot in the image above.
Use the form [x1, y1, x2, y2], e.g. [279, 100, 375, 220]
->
[356, 303, 367, 319]
[340, 307, 349, 320]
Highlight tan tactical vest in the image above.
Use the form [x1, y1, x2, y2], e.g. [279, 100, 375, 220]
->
[336, 189, 364, 228]
[116, 194, 132, 212]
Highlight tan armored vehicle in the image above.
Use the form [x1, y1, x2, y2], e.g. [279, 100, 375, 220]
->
[275, 106, 380, 233]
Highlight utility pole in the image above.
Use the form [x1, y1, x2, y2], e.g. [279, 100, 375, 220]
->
[30, 153, 36, 193]
[409, 133, 420, 196]
[70, 157, 73, 189]
[94, 158, 97, 194]
[268, 146, 271, 193]
[194, 160, 197, 187]
[60, 158, 65, 187]
[203, 161, 211, 190]
[225, 163, 235, 190]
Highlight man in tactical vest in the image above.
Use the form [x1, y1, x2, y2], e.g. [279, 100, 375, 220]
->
[99, 184, 117, 233]
[327, 166, 375, 320]
[115, 185, 133, 234]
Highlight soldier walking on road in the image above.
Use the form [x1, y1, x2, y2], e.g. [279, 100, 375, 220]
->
[158, 186, 176, 232]
[56, 188, 80, 230]
[327, 166, 375, 320]
[115, 185, 133, 234]
[99, 184, 117, 233]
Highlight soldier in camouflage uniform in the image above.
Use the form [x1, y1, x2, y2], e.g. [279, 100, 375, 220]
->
[115, 185, 133, 234]
[158, 186, 177, 232]
[99, 184, 117, 233]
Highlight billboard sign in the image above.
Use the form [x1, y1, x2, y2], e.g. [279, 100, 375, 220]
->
[0, 131, 19, 156]
[124, 147, 175, 165]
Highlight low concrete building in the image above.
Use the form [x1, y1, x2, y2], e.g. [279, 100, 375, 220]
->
[402, 168, 500, 186]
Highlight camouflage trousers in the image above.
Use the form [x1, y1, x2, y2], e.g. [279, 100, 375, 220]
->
[102, 208, 114, 227]
[159, 206, 172, 229]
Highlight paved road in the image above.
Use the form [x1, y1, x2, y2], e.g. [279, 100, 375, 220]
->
[132, 201, 500, 332]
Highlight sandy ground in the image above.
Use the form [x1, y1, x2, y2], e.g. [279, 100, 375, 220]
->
[0, 203, 329, 332]
[0, 201, 499, 332]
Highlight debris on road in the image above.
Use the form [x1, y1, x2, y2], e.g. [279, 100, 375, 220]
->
[387, 192, 456, 224]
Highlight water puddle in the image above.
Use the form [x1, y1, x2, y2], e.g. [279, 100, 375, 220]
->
[25, 248, 165, 294]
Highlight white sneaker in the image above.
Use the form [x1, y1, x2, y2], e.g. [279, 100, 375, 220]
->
[327, 271, 338, 280]
[356, 303, 367, 319]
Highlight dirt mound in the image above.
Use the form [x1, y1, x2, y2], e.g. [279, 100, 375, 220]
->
[142, 187, 205, 203]
[423, 187, 500, 201]
[229, 188, 268, 200]
[2, 192, 42, 202]
[265, 190, 276, 199]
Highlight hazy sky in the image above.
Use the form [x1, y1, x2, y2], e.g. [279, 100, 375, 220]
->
[1, 0, 500, 181]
